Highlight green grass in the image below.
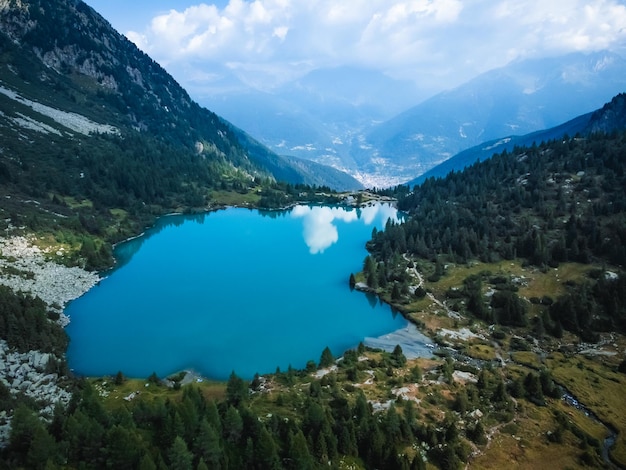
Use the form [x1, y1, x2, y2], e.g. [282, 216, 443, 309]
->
[211, 190, 261, 207]
[466, 344, 496, 361]
[94, 376, 226, 411]
[518, 263, 594, 301]
[545, 353, 626, 467]
[63, 196, 94, 209]
[511, 351, 542, 369]
[109, 208, 128, 218]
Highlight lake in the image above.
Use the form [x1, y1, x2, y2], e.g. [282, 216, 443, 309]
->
[66, 204, 419, 380]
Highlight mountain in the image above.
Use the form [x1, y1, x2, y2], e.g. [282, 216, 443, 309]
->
[201, 52, 626, 188]
[199, 66, 423, 185]
[356, 51, 626, 184]
[226, 123, 363, 191]
[0, 0, 355, 212]
[406, 93, 626, 187]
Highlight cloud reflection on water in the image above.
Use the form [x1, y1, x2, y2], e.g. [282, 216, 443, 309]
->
[291, 204, 401, 254]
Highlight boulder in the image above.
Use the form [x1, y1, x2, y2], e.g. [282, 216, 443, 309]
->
[8, 363, 19, 376]
[19, 380, 32, 391]
[29, 352, 50, 370]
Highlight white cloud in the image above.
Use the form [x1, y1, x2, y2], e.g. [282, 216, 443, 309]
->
[290, 204, 402, 253]
[127, 0, 626, 93]
[291, 206, 345, 254]
[272, 25, 288, 40]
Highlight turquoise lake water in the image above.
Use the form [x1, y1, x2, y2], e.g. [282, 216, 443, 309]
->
[65, 204, 410, 380]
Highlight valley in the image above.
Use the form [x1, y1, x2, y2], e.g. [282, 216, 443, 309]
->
[204, 52, 626, 188]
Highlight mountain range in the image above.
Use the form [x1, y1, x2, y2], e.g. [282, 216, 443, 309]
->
[407, 92, 626, 187]
[359, 52, 626, 184]
[199, 66, 423, 187]
[4, 0, 623, 195]
[205, 51, 626, 187]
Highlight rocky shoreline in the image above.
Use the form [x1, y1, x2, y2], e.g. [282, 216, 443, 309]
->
[0, 235, 100, 447]
[0, 235, 100, 320]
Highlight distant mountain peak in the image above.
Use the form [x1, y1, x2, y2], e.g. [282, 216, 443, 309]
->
[356, 51, 626, 184]
[407, 92, 626, 187]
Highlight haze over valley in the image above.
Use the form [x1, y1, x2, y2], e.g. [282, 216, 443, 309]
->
[86, 0, 626, 187]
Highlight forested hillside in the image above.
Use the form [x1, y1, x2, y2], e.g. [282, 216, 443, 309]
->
[0, 0, 349, 269]
[369, 128, 626, 339]
[408, 93, 626, 186]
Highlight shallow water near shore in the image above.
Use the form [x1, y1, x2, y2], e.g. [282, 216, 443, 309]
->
[66, 204, 419, 380]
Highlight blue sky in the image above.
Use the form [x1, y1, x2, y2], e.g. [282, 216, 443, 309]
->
[84, 0, 626, 98]
[84, 1, 228, 34]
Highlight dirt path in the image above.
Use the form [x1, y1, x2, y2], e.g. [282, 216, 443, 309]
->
[403, 254, 462, 320]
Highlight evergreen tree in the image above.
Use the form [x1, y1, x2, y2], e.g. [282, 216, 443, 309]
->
[223, 406, 244, 444]
[104, 425, 144, 468]
[287, 430, 315, 470]
[367, 270, 378, 289]
[138, 453, 157, 470]
[391, 282, 402, 301]
[454, 389, 469, 414]
[319, 346, 335, 368]
[391, 344, 407, 367]
[168, 436, 193, 470]
[26, 425, 58, 470]
[385, 403, 402, 441]
[255, 426, 281, 470]
[524, 372, 545, 406]
[194, 419, 222, 469]
[410, 365, 422, 382]
[226, 371, 248, 407]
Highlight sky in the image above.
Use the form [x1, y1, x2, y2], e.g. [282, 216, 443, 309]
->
[84, 0, 626, 98]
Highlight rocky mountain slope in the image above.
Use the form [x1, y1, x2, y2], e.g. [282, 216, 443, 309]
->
[0, 0, 358, 194]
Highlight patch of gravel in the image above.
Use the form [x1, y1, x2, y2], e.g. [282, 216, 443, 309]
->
[0, 236, 100, 319]
[0, 83, 118, 135]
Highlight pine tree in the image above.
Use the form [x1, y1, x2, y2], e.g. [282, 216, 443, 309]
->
[194, 419, 222, 469]
[255, 426, 281, 470]
[319, 346, 335, 368]
[168, 436, 193, 470]
[226, 371, 248, 407]
[138, 453, 157, 470]
[288, 430, 315, 469]
[391, 344, 407, 367]
[223, 406, 243, 444]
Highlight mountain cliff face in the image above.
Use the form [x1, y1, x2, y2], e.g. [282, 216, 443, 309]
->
[0, 0, 238, 157]
[587, 93, 626, 134]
